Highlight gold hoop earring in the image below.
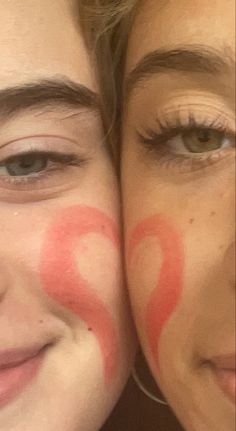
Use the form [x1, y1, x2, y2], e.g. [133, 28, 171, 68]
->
[132, 366, 168, 406]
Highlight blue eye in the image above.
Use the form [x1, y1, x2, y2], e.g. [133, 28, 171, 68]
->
[4, 153, 48, 177]
[0, 150, 84, 184]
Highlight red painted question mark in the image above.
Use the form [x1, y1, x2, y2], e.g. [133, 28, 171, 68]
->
[128, 214, 184, 371]
[40, 205, 119, 384]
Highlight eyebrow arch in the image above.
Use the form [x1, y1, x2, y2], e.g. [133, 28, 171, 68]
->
[0, 77, 100, 119]
[126, 45, 235, 99]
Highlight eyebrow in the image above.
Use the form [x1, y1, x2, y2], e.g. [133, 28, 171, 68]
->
[0, 77, 100, 119]
[126, 45, 235, 99]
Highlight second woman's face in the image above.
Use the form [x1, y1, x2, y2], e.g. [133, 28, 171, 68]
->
[0, 1, 135, 431]
[122, 0, 235, 430]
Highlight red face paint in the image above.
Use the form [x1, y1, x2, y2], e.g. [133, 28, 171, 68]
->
[128, 215, 184, 371]
[39, 205, 119, 384]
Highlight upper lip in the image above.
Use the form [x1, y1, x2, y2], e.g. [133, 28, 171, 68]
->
[210, 353, 236, 371]
[0, 345, 47, 370]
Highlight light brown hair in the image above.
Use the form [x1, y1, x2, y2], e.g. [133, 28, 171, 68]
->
[78, 0, 139, 148]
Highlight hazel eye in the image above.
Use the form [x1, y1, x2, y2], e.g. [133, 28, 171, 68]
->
[3, 153, 48, 177]
[181, 129, 229, 153]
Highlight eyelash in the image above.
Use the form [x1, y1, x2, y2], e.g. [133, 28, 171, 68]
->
[0, 150, 86, 186]
[137, 113, 235, 172]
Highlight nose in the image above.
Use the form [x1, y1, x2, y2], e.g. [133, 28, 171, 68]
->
[0, 260, 9, 300]
[223, 240, 235, 290]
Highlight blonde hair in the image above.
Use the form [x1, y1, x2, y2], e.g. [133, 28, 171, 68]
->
[78, 1, 139, 149]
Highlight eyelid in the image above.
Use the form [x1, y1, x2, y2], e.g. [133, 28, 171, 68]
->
[0, 135, 82, 160]
[151, 90, 235, 122]
[154, 105, 235, 134]
[136, 102, 236, 150]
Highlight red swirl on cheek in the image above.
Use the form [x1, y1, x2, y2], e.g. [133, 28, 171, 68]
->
[39, 205, 119, 384]
[128, 215, 184, 370]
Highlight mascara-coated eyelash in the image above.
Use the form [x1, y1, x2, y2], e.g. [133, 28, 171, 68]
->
[137, 113, 229, 146]
[0, 150, 86, 185]
[137, 113, 235, 172]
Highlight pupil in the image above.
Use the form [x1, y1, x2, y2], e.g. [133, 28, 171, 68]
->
[197, 130, 211, 143]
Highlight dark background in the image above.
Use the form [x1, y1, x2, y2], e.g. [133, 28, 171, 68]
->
[102, 353, 184, 431]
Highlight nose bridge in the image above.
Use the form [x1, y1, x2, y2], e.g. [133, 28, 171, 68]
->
[222, 171, 235, 289]
[0, 215, 10, 299]
[0, 214, 21, 300]
[223, 239, 236, 289]
[0, 208, 23, 300]
[0, 257, 10, 300]
[0, 211, 42, 306]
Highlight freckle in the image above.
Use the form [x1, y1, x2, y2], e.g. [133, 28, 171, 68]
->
[39, 319, 44, 324]
[189, 218, 195, 224]
[210, 211, 216, 217]
[219, 244, 224, 250]
[88, 327, 92, 331]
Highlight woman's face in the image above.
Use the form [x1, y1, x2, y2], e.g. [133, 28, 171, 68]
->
[0, 1, 135, 430]
[122, 0, 235, 430]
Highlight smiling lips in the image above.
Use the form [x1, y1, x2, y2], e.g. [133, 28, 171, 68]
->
[0, 345, 47, 408]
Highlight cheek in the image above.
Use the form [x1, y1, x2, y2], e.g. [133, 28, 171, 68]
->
[128, 214, 184, 371]
[39, 205, 120, 385]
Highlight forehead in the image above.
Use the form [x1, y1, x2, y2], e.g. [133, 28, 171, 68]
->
[126, 0, 235, 73]
[0, 0, 97, 90]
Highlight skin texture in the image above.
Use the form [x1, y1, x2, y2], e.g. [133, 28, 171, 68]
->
[122, 0, 235, 430]
[0, 1, 135, 430]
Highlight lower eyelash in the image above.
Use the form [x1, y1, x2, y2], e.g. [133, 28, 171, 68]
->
[148, 148, 226, 173]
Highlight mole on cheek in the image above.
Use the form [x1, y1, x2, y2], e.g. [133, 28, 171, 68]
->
[128, 215, 184, 372]
[39, 205, 120, 385]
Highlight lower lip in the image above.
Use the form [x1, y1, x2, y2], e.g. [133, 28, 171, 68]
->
[0, 349, 45, 408]
[213, 367, 236, 404]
